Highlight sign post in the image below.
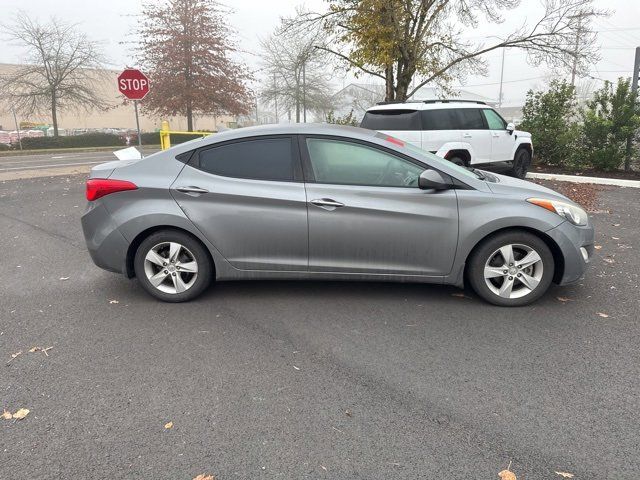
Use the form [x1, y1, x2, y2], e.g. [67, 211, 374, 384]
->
[117, 68, 150, 147]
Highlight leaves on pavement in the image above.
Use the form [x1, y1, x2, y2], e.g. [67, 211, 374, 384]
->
[498, 469, 517, 480]
[596, 312, 610, 318]
[556, 297, 572, 302]
[193, 475, 215, 480]
[555, 472, 575, 478]
[164, 421, 173, 429]
[2, 409, 12, 420]
[12, 408, 30, 420]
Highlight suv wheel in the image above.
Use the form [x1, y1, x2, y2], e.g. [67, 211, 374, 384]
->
[134, 230, 214, 302]
[467, 231, 554, 306]
[510, 148, 531, 179]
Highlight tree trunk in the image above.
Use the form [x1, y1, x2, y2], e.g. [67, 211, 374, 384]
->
[384, 65, 395, 102]
[186, 101, 193, 131]
[51, 92, 59, 137]
[395, 70, 413, 102]
[295, 76, 301, 122]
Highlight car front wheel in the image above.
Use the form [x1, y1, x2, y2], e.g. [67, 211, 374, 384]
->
[467, 231, 554, 306]
[134, 230, 213, 302]
[509, 148, 531, 179]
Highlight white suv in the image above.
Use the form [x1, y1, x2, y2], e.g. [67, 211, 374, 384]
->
[360, 100, 533, 178]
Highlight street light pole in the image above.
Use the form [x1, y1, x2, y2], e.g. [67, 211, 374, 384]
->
[498, 48, 505, 108]
[302, 60, 307, 123]
[11, 107, 22, 151]
[624, 46, 640, 172]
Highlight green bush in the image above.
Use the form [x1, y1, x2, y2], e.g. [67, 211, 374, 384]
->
[20, 133, 126, 149]
[326, 109, 359, 126]
[519, 80, 580, 167]
[0, 143, 10, 151]
[580, 78, 640, 171]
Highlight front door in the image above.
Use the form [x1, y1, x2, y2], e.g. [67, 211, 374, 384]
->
[482, 108, 514, 162]
[171, 136, 308, 271]
[301, 137, 459, 276]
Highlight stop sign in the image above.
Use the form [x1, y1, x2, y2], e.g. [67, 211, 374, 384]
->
[117, 69, 150, 100]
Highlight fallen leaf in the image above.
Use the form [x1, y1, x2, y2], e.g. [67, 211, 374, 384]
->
[293, 365, 300, 371]
[164, 421, 173, 429]
[11, 351, 22, 359]
[603, 257, 615, 264]
[612, 236, 620, 240]
[13, 408, 30, 420]
[498, 469, 517, 480]
[451, 292, 468, 298]
[109, 299, 119, 304]
[193, 475, 215, 480]
[594, 245, 602, 250]
[345, 410, 352, 417]
[320, 465, 327, 471]
[613, 223, 620, 226]
[555, 472, 574, 478]
[42, 346, 53, 356]
[1, 409, 12, 420]
[556, 297, 572, 302]
[597, 312, 609, 318]
[59, 277, 69, 281]
[29, 347, 40, 353]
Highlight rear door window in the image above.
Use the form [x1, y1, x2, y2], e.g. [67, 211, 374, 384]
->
[454, 108, 486, 129]
[196, 137, 296, 182]
[360, 110, 422, 130]
[420, 109, 457, 130]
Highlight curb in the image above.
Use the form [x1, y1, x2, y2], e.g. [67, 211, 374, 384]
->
[527, 172, 640, 189]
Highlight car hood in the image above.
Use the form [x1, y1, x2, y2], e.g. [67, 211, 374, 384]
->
[484, 172, 572, 203]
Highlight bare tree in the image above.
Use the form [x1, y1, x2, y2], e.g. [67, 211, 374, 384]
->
[136, 0, 252, 131]
[0, 13, 108, 136]
[259, 18, 335, 122]
[287, 0, 608, 102]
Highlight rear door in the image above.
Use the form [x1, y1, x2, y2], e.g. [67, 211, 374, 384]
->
[453, 108, 492, 164]
[171, 136, 309, 271]
[482, 108, 514, 162]
[360, 109, 422, 147]
[419, 109, 463, 154]
[301, 136, 459, 276]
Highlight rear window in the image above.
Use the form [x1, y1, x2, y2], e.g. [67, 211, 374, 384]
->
[360, 109, 421, 131]
[197, 137, 295, 182]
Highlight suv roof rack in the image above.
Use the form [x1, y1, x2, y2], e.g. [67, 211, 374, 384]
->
[375, 99, 487, 106]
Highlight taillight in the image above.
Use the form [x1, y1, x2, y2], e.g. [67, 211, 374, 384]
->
[86, 178, 137, 201]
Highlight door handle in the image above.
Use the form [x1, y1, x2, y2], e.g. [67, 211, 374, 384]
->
[310, 198, 345, 210]
[176, 186, 209, 194]
[492, 133, 500, 137]
[462, 133, 472, 138]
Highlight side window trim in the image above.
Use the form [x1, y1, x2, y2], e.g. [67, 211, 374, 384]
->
[299, 135, 426, 187]
[186, 134, 304, 183]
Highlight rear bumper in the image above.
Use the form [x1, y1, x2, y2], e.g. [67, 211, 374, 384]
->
[81, 202, 129, 274]
[546, 220, 595, 285]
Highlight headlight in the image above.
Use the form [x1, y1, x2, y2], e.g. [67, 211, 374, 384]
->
[527, 198, 588, 226]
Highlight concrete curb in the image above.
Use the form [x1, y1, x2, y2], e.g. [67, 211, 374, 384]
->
[527, 172, 640, 189]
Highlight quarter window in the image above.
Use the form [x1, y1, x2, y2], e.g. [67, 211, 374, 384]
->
[306, 138, 424, 188]
[197, 137, 295, 181]
[482, 109, 507, 130]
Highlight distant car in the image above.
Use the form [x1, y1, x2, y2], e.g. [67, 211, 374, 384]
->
[81, 124, 592, 306]
[361, 100, 533, 178]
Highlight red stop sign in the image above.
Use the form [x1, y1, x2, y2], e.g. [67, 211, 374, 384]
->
[117, 69, 150, 100]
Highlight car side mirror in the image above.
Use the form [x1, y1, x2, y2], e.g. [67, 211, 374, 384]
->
[506, 122, 515, 134]
[419, 169, 451, 190]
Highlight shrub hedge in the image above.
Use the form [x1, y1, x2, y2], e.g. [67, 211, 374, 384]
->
[19, 133, 127, 150]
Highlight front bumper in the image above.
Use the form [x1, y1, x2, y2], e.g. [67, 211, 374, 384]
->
[546, 219, 595, 285]
[81, 202, 129, 274]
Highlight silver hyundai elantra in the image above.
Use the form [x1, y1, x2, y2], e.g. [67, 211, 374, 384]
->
[81, 124, 594, 306]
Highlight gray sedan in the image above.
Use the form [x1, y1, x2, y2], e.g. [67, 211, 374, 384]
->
[81, 124, 594, 306]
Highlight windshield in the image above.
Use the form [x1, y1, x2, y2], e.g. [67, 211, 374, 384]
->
[375, 133, 480, 181]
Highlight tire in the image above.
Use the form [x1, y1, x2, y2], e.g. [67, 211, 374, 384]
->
[134, 230, 214, 302]
[467, 230, 554, 307]
[509, 148, 531, 179]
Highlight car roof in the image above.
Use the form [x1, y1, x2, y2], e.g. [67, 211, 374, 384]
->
[366, 101, 493, 112]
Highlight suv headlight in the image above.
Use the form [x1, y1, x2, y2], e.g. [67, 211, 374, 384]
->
[527, 198, 588, 226]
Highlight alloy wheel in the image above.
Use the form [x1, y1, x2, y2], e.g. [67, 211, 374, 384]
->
[143, 242, 198, 294]
[483, 243, 544, 299]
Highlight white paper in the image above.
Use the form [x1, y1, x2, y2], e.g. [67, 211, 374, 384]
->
[113, 146, 143, 161]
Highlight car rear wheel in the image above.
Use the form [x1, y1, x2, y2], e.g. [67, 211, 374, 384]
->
[467, 231, 554, 306]
[134, 230, 213, 302]
[509, 148, 531, 179]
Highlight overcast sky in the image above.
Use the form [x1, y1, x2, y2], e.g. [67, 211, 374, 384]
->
[1, 0, 639, 106]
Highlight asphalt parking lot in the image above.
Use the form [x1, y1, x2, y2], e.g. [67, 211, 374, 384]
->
[1, 172, 639, 479]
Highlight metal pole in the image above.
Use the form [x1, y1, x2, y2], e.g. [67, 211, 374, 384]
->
[274, 71, 278, 123]
[11, 108, 22, 151]
[624, 46, 640, 172]
[302, 60, 306, 123]
[134, 100, 142, 147]
[498, 48, 505, 108]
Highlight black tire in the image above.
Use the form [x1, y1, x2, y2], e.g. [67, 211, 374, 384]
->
[467, 230, 555, 307]
[509, 148, 531, 179]
[449, 156, 467, 167]
[134, 230, 214, 302]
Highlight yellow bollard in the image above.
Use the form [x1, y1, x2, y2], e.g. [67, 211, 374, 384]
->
[160, 120, 171, 150]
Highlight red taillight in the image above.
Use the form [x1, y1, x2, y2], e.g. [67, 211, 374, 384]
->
[86, 178, 137, 201]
